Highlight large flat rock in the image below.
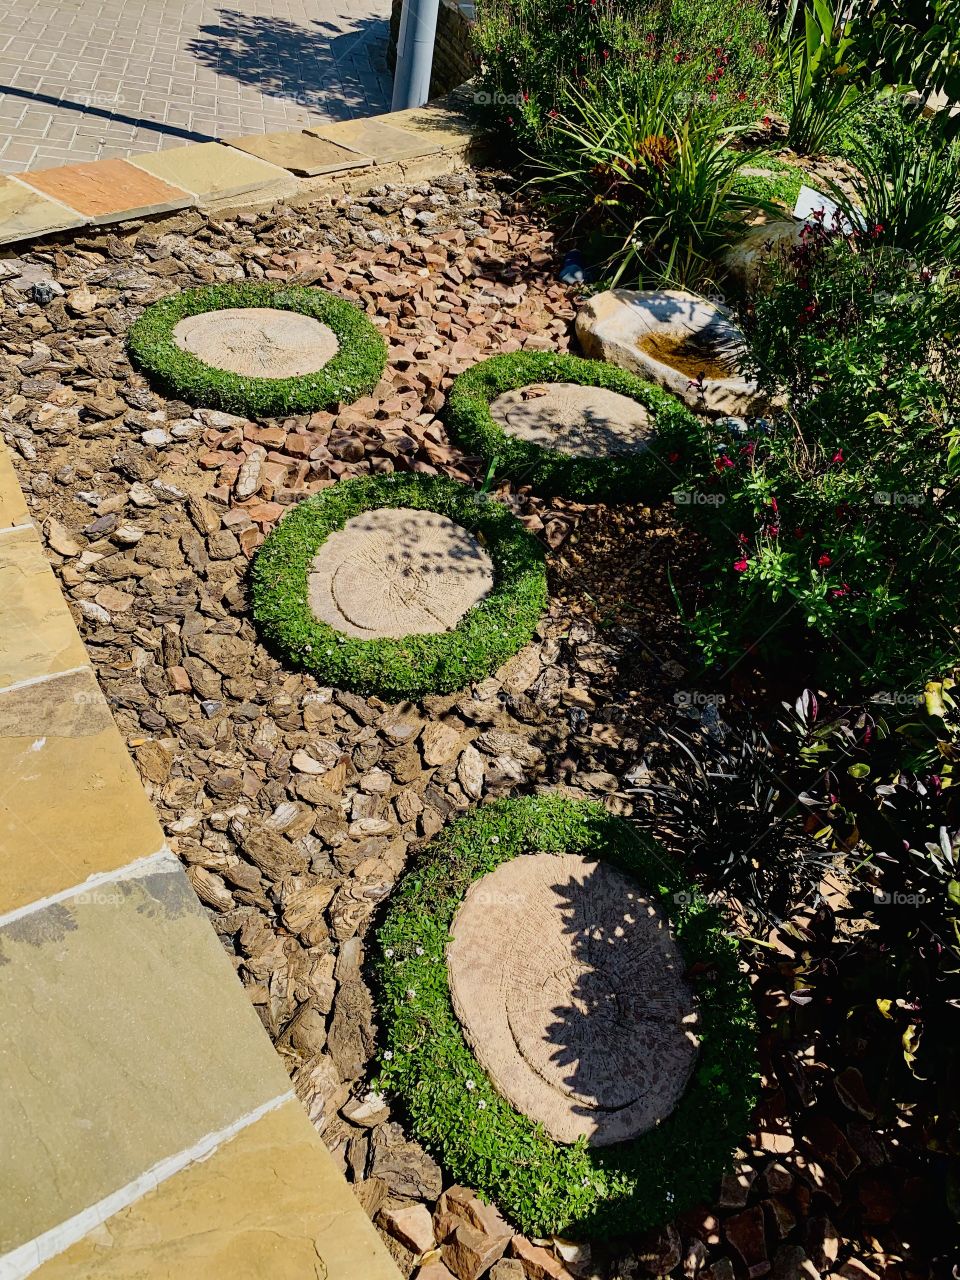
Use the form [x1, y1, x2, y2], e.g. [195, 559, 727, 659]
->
[576, 288, 765, 416]
[305, 117, 441, 164]
[0, 176, 85, 244]
[20, 159, 194, 224]
[447, 852, 700, 1146]
[129, 142, 297, 206]
[223, 131, 373, 177]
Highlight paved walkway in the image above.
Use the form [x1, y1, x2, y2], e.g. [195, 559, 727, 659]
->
[0, 0, 393, 175]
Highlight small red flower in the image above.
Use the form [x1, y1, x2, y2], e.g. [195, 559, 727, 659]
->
[737, 532, 749, 545]
[817, 553, 831, 568]
[715, 454, 734, 471]
[667, 451, 680, 464]
[769, 497, 778, 513]
[831, 583, 850, 599]
[768, 524, 780, 537]
[733, 556, 749, 573]
[832, 448, 844, 464]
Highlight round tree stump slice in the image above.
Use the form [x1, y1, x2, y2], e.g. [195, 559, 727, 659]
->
[307, 507, 495, 639]
[447, 853, 700, 1146]
[489, 382, 654, 457]
[172, 307, 340, 378]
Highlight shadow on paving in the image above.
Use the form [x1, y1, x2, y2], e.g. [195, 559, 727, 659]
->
[187, 9, 392, 118]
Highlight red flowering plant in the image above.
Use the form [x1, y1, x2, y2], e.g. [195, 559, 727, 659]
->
[666, 233, 960, 692]
[471, 0, 782, 148]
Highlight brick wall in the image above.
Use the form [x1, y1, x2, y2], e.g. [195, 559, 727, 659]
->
[389, 0, 477, 100]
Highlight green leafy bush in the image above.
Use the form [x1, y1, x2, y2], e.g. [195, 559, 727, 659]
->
[829, 121, 960, 261]
[472, 0, 782, 147]
[530, 79, 773, 288]
[778, 684, 960, 1174]
[128, 282, 386, 417]
[375, 794, 757, 1238]
[668, 232, 960, 690]
[781, 0, 868, 156]
[250, 474, 547, 701]
[446, 350, 699, 501]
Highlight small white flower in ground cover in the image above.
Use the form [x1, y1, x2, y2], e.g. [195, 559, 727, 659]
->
[477, 1099, 487, 1110]
[464, 1078, 476, 1092]
[383, 1050, 393, 1061]
[405, 988, 416, 999]
[415, 945, 425, 956]
[385, 947, 394, 958]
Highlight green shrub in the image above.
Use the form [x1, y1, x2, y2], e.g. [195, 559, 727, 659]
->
[128, 282, 387, 417]
[781, 0, 868, 156]
[828, 120, 960, 261]
[667, 233, 960, 690]
[250, 474, 547, 701]
[375, 794, 757, 1238]
[446, 350, 699, 501]
[472, 0, 781, 147]
[530, 79, 775, 289]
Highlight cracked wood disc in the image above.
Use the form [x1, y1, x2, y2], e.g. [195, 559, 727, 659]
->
[489, 382, 654, 458]
[171, 307, 340, 378]
[447, 853, 700, 1146]
[307, 507, 495, 640]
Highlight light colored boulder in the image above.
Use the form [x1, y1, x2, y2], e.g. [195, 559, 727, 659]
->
[723, 219, 807, 294]
[575, 288, 764, 416]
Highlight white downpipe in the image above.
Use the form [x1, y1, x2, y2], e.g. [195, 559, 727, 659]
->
[391, 0, 441, 111]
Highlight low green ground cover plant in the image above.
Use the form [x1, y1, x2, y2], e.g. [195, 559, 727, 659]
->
[446, 350, 698, 500]
[128, 282, 386, 417]
[733, 154, 806, 211]
[250, 474, 547, 701]
[667, 231, 960, 691]
[374, 794, 757, 1238]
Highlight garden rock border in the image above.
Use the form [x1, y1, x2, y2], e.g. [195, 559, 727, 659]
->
[446, 350, 698, 502]
[375, 793, 757, 1239]
[251, 473, 548, 701]
[128, 281, 387, 417]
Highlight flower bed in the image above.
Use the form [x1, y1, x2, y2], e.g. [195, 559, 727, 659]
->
[375, 793, 757, 1238]
[128, 281, 387, 417]
[447, 351, 696, 502]
[250, 473, 548, 701]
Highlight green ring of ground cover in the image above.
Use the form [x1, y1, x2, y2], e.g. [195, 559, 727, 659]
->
[127, 282, 387, 416]
[250, 473, 548, 701]
[446, 351, 699, 502]
[374, 793, 758, 1239]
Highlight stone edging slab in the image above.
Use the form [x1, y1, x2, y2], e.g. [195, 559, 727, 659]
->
[0, 92, 484, 248]
[0, 440, 400, 1279]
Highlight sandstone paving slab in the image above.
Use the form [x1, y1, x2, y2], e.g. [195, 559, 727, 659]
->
[31, 1099, 400, 1280]
[0, 526, 90, 689]
[447, 852, 700, 1145]
[0, 175, 85, 245]
[0, 666, 163, 915]
[308, 508, 494, 639]
[0, 861, 295, 1259]
[129, 142, 297, 207]
[490, 382, 654, 457]
[0, 444, 30, 528]
[384, 103, 478, 152]
[19, 159, 193, 225]
[223, 131, 374, 178]
[172, 307, 339, 379]
[305, 117, 441, 164]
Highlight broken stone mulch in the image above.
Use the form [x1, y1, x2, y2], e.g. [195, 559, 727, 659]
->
[0, 174, 943, 1280]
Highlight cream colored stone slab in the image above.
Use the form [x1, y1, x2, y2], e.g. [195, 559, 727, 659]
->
[223, 131, 374, 177]
[384, 103, 477, 150]
[575, 288, 765, 416]
[0, 176, 85, 246]
[0, 442, 30, 528]
[0, 862, 295, 1258]
[32, 1100, 400, 1280]
[447, 852, 700, 1146]
[0, 526, 89, 689]
[128, 142, 296, 205]
[308, 507, 494, 639]
[305, 117, 441, 164]
[172, 307, 339, 378]
[490, 382, 654, 458]
[0, 667, 164, 914]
